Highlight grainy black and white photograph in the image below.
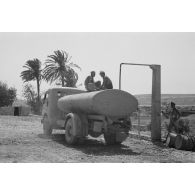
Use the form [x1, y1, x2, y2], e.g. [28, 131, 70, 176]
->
[0, 32, 195, 163]
[1, 1, 195, 195]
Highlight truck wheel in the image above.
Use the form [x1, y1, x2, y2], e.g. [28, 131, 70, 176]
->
[65, 117, 78, 145]
[43, 115, 52, 135]
[104, 133, 122, 145]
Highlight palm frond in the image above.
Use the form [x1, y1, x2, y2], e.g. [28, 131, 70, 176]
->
[43, 50, 80, 87]
[68, 62, 81, 70]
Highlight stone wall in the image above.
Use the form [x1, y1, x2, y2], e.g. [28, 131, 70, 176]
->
[20, 106, 31, 116]
[0, 106, 30, 116]
[0, 106, 14, 115]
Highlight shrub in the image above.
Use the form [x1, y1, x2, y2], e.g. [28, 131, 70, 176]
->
[0, 81, 17, 107]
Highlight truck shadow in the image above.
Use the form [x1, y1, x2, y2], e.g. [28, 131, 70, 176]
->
[47, 133, 140, 156]
[152, 140, 167, 148]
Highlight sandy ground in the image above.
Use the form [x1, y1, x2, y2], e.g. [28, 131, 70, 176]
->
[1, 115, 195, 163]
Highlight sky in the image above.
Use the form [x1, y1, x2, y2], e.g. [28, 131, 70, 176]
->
[0, 32, 195, 98]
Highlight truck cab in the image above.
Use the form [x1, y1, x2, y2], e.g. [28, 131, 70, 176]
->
[42, 87, 85, 132]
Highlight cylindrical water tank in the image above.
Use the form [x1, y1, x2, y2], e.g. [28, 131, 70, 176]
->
[57, 89, 138, 117]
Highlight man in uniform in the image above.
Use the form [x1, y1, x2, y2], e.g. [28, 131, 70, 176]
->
[84, 71, 95, 91]
[168, 102, 181, 132]
[99, 71, 113, 90]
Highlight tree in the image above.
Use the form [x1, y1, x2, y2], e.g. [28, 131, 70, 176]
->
[0, 81, 17, 107]
[20, 58, 42, 102]
[43, 50, 81, 87]
[56, 68, 78, 87]
[22, 84, 37, 108]
[22, 83, 44, 114]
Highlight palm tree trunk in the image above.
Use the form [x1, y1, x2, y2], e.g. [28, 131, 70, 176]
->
[36, 79, 40, 102]
[61, 76, 65, 87]
[36, 79, 41, 114]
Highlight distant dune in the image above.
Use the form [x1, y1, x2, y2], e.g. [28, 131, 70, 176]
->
[135, 94, 195, 105]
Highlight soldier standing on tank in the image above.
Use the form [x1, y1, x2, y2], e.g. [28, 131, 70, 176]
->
[99, 71, 113, 89]
[84, 71, 95, 91]
[168, 102, 181, 132]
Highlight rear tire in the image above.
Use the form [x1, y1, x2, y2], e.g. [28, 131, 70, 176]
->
[43, 115, 52, 135]
[104, 133, 122, 145]
[65, 117, 78, 145]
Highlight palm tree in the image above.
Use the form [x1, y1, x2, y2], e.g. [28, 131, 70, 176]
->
[65, 68, 79, 87]
[43, 50, 81, 87]
[20, 58, 42, 102]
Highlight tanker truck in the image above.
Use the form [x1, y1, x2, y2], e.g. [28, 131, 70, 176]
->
[41, 87, 138, 145]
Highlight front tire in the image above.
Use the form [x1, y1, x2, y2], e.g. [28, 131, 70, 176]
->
[65, 117, 78, 145]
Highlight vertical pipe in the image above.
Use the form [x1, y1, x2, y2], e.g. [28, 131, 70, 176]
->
[150, 65, 161, 141]
[138, 107, 141, 139]
[119, 63, 122, 90]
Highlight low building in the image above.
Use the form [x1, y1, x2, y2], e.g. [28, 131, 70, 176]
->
[0, 100, 31, 116]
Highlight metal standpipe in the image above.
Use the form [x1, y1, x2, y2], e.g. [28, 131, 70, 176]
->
[119, 63, 161, 141]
